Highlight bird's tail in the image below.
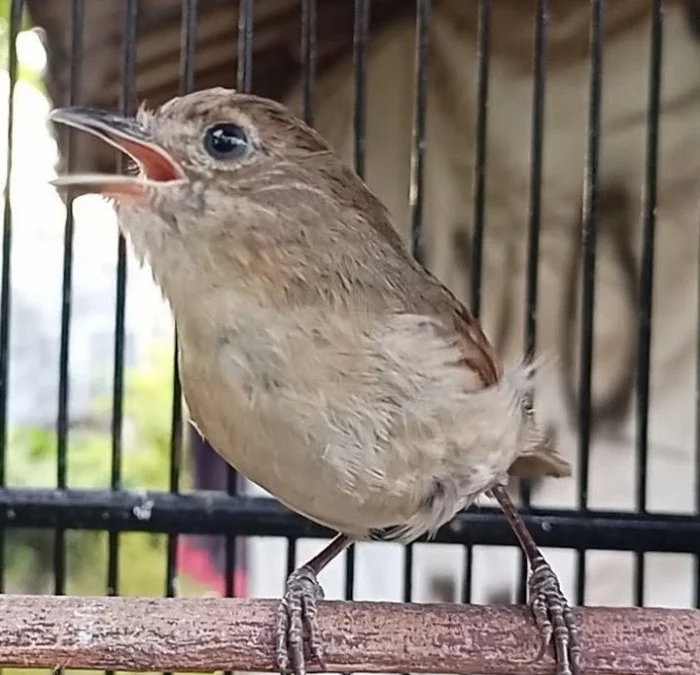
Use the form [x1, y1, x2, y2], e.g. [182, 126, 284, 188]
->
[502, 355, 572, 479]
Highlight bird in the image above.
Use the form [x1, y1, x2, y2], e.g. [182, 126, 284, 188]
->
[49, 87, 580, 675]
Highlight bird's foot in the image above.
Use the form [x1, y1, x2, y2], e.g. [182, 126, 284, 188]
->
[528, 554, 580, 675]
[276, 564, 325, 675]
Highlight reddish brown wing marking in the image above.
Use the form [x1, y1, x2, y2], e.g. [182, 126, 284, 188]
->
[421, 268, 503, 388]
[449, 299, 503, 387]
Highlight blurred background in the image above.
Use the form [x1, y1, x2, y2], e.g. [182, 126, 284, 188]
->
[0, 2, 698, 673]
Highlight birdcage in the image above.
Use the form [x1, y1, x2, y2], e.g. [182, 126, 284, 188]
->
[0, 1, 696, 673]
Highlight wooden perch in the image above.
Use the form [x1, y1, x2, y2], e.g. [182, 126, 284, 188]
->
[0, 595, 697, 674]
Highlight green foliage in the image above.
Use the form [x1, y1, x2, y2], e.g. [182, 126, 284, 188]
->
[4, 343, 196, 597]
[8, 345, 182, 491]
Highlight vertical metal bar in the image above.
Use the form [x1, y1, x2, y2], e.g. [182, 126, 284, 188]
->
[286, 0, 316, 597]
[343, 0, 371, 603]
[179, 0, 198, 95]
[0, 0, 24, 632]
[517, 0, 549, 605]
[633, 0, 663, 609]
[286, 537, 297, 576]
[466, 0, 491, 600]
[237, 0, 253, 94]
[409, 0, 430, 267]
[523, 0, 548, 411]
[300, 0, 317, 126]
[576, 0, 605, 607]
[460, 545, 473, 603]
[407, 3, 427, 638]
[352, 0, 370, 179]
[54, 0, 84, 607]
[343, 544, 356, 601]
[402, 544, 413, 602]
[267, 0, 317, 601]
[164, 0, 198, 631]
[406, 0, 428, 641]
[400, 544, 414, 675]
[222, 7, 253, 648]
[106, 7, 138, 675]
[470, 0, 491, 317]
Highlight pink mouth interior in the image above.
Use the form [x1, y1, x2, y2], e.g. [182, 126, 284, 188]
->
[120, 138, 181, 182]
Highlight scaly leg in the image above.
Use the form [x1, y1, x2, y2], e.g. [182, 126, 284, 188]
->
[276, 533, 351, 675]
[491, 484, 581, 675]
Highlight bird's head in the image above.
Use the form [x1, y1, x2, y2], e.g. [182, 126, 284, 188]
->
[49, 87, 342, 223]
[49, 87, 399, 311]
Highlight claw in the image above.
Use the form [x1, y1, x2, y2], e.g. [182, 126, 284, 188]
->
[527, 555, 580, 675]
[276, 565, 326, 675]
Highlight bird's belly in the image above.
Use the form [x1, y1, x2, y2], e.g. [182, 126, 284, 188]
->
[179, 353, 427, 537]
[177, 310, 523, 540]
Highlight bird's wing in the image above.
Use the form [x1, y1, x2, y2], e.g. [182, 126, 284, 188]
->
[396, 259, 503, 388]
[419, 272, 571, 479]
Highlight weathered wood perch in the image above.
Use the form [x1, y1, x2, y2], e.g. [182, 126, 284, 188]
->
[0, 596, 697, 674]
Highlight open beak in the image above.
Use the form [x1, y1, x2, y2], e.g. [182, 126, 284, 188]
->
[49, 106, 186, 202]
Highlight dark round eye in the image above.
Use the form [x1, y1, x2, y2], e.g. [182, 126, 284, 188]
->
[204, 122, 250, 160]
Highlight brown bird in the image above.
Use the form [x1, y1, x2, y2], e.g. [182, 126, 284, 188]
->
[49, 87, 579, 675]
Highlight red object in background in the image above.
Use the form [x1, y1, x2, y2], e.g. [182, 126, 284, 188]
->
[176, 427, 248, 596]
[177, 537, 247, 596]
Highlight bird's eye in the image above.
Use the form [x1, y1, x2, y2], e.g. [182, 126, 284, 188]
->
[203, 122, 251, 161]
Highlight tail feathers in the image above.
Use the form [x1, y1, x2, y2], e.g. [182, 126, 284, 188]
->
[500, 356, 572, 479]
[509, 444, 572, 479]
[509, 425, 571, 479]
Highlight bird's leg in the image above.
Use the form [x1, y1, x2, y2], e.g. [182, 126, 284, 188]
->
[491, 484, 580, 675]
[276, 533, 351, 675]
